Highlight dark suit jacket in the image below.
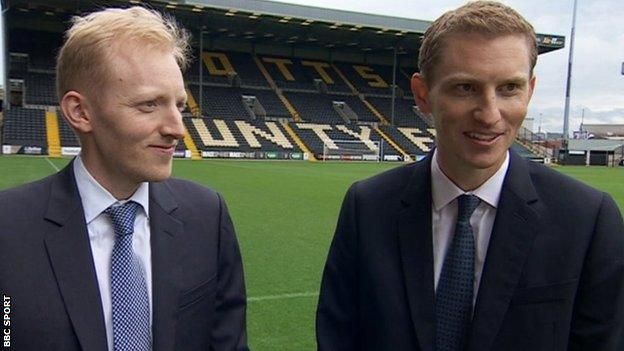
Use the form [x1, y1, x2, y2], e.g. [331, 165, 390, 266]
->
[0, 162, 248, 350]
[317, 150, 624, 351]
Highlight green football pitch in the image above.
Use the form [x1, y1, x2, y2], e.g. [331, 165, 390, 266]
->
[1, 156, 623, 350]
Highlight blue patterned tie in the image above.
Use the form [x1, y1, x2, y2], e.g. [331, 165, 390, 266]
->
[435, 194, 481, 351]
[105, 201, 152, 351]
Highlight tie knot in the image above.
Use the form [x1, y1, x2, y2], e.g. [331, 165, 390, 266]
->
[104, 201, 140, 237]
[457, 194, 480, 223]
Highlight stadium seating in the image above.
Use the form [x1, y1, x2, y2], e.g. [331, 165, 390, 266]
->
[511, 142, 537, 159]
[366, 96, 430, 127]
[188, 85, 291, 120]
[2, 107, 48, 147]
[184, 117, 300, 154]
[333, 62, 411, 95]
[2, 41, 536, 161]
[25, 72, 57, 106]
[58, 113, 80, 147]
[289, 122, 400, 159]
[187, 52, 270, 88]
[283, 92, 344, 123]
[378, 124, 435, 156]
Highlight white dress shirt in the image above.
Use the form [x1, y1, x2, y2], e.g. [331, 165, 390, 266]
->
[431, 149, 509, 304]
[73, 156, 153, 351]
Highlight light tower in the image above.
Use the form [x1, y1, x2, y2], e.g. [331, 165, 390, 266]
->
[563, 0, 579, 151]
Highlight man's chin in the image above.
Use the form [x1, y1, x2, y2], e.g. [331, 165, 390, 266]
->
[465, 153, 506, 171]
[142, 167, 173, 183]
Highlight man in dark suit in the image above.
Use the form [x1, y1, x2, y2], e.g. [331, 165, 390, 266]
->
[316, 1, 624, 350]
[0, 7, 248, 350]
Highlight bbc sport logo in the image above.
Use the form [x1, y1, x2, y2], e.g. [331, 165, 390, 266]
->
[2, 295, 10, 348]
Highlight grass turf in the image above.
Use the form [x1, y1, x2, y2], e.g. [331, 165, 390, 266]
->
[0, 156, 622, 350]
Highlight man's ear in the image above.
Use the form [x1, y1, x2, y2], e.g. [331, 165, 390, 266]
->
[60, 91, 93, 133]
[528, 75, 537, 101]
[411, 73, 432, 114]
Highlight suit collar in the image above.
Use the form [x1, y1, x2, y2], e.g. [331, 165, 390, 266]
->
[399, 150, 542, 351]
[150, 181, 179, 214]
[73, 155, 151, 223]
[398, 152, 436, 351]
[431, 149, 510, 210]
[468, 149, 541, 351]
[44, 161, 109, 351]
[149, 181, 183, 351]
[45, 165, 185, 351]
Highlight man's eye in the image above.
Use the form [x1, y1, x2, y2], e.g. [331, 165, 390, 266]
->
[138, 101, 158, 112]
[455, 84, 474, 93]
[506, 84, 517, 91]
[501, 83, 519, 93]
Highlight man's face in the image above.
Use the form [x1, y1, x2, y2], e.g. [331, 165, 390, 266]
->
[412, 33, 535, 180]
[83, 41, 187, 188]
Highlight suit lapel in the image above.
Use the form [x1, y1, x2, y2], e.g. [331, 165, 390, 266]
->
[397, 155, 436, 351]
[43, 163, 108, 351]
[468, 151, 541, 351]
[150, 181, 183, 351]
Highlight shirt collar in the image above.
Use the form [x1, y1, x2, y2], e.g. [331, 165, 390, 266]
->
[431, 149, 509, 211]
[73, 155, 150, 224]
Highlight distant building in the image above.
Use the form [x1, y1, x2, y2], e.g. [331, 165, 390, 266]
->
[535, 131, 563, 141]
[580, 124, 624, 139]
[561, 139, 624, 166]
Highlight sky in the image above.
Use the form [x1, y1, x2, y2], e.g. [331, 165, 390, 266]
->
[273, 0, 624, 134]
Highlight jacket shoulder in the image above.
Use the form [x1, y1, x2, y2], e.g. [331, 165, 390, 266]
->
[159, 177, 223, 208]
[0, 174, 55, 213]
[524, 161, 611, 217]
[527, 162, 603, 200]
[351, 162, 420, 201]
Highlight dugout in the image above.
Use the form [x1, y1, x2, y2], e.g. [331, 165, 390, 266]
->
[560, 139, 624, 166]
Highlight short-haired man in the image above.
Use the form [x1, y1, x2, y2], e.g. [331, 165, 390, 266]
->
[0, 7, 248, 350]
[316, 2, 624, 350]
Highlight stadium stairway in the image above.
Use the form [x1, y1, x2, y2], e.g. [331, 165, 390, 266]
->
[45, 109, 61, 157]
[373, 125, 412, 161]
[185, 88, 201, 117]
[330, 63, 358, 95]
[281, 121, 317, 161]
[361, 98, 389, 124]
[183, 89, 205, 160]
[183, 130, 201, 160]
[515, 126, 552, 160]
[331, 63, 389, 124]
[252, 55, 302, 122]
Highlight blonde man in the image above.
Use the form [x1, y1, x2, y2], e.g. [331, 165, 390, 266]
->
[317, 2, 624, 350]
[0, 7, 248, 350]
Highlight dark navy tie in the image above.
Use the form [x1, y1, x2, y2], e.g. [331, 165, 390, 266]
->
[105, 201, 152, 351]
[435, 194, 481, 351]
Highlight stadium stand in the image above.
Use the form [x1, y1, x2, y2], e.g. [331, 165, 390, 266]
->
[289, 122, 400, 159]
[3, 107, 47, 149]
[366, 96, 426, 127]
[25, 72, 57, 106]
[379, 124, 435, 157]
[1, 0, 564, 161]
[58, 113, 80, 148]
[184, 117, 303, 158]
[333, 62, 411, 96]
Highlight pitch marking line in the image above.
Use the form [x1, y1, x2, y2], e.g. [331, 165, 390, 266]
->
[248, 291, 319, 302]
[45, 157, 60, 172]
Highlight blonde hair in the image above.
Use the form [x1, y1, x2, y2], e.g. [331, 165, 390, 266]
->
[418, 1, 537, 84]
[56, 6, 190, 100]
